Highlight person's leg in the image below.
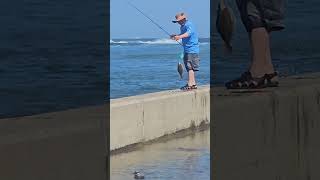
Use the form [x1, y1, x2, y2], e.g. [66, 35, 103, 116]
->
[225, 27, 278, 88]
[188, 70, 196, 86]
[181, 53, 198, 90]
[188, 53, 200, 86]
[246, 0, 284, 79]
[249, 27, 276, 78]
[225, 0, 281, 89]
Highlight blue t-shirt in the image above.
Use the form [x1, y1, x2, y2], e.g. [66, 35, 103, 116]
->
[180, 20, 199, 54]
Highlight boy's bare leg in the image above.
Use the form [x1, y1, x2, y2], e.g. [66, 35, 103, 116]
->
[249, 27, 276, 78]
[188, 70, 196, 86]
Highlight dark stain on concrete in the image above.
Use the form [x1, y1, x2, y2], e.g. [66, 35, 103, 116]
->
[110, 121, 210, 156]
[271, 92, 279, 147]
[296, 95, 301, 168]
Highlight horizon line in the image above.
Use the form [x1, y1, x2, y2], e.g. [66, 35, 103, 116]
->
[110, 37, 210, 39]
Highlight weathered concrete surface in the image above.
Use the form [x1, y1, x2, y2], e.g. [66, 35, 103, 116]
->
[110, 86, 210, 151]
[0, 105, 108, 180]
[212, 73, 320, 180]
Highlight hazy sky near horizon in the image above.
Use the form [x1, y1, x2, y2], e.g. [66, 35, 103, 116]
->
[110, 0, 210, 39]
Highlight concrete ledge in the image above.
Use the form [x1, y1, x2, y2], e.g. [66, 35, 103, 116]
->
[212, 73, 320, 180]
[2, 72, 319, 179]
[110, 86, 210, 151]
[0, 105, 107, 180]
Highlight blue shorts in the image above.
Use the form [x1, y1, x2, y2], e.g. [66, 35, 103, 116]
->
[184, 53, 200, 71]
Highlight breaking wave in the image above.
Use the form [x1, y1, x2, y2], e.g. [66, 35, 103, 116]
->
[110, 38, 208, 46]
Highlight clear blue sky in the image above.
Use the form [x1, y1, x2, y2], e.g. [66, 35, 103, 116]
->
[111, 0, 210, 39]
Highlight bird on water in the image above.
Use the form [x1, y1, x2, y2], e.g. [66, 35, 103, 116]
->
[133, 171, 145, 179]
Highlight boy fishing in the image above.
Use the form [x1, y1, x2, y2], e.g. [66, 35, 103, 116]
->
[171, 12, 200, 90]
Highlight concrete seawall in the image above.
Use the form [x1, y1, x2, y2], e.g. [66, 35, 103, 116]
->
[111, 72, 320, 178]
[1, 72, 320, 179]
[110, 86, 210, 151]
[0, 105, 108, 180]
[213, 73, 320, 180]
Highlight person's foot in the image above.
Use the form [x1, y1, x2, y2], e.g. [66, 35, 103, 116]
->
[225, 71, 252, 89]
[180, 84, 197, 90]
[249, 72, 279, 88]
[225, 71, 279, 89]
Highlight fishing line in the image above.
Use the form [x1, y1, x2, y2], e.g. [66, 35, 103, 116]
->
[128, 1, 185, 82]
[127, 1, 183, 46]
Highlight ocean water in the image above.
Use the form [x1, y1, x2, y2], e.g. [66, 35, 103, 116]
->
[110, 38, 210, 99]
[0, 0, 107, 118]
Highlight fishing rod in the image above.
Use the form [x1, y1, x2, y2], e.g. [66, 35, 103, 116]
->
[127, 1, 183, 46]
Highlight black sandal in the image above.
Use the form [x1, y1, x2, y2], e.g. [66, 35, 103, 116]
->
[225, 71, 253, 89]
[191, 84, 197, 89]
[180, 84, 198, 90]
[249, 72, 279, 88]
[226, 71, 279, 89]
